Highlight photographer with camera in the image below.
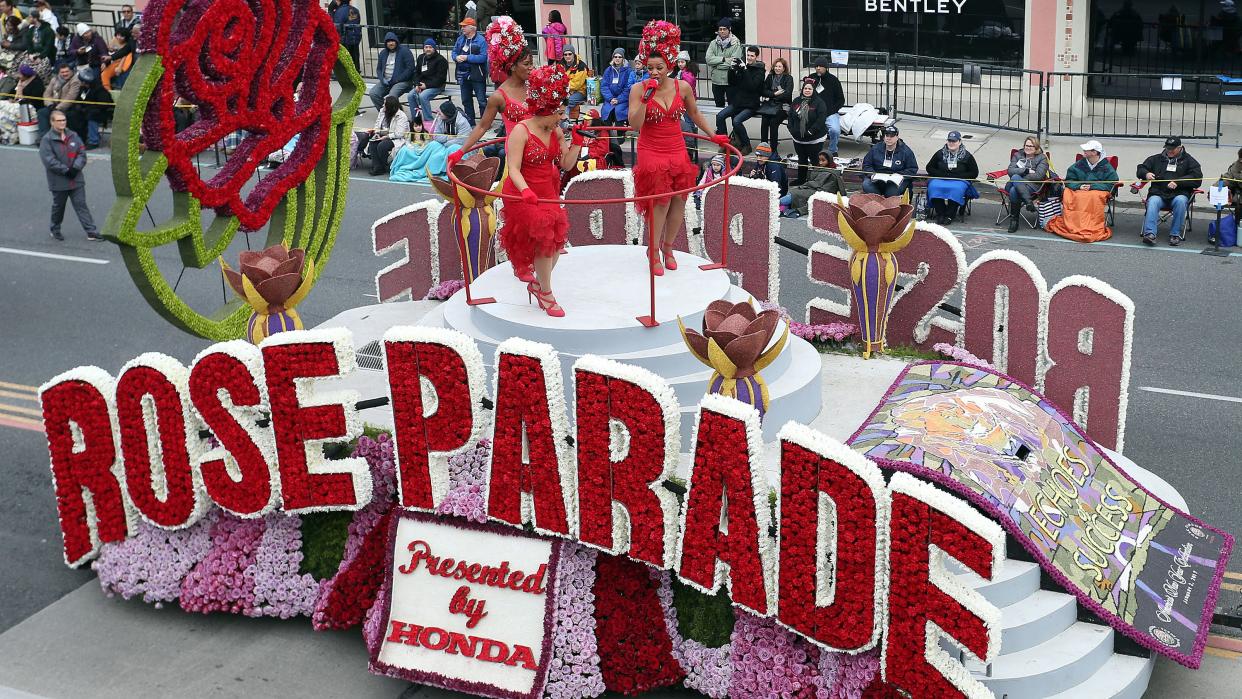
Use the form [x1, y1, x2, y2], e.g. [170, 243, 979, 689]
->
[714, 45, 764, 155]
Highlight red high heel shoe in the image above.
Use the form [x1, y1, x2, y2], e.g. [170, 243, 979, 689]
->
[661, 242, 678, 271]
[527, 281, 565, 317]
[514, 264, 535, 283]
[648, 245, 664, 277]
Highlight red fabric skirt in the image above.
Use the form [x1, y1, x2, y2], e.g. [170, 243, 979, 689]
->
[633, 147, 698, 216]
[499, 182, 569, 271]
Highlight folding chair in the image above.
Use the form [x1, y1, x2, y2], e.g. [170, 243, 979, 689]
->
[988, 148, 1055, 229]
[1074, 153, 1121, 226]
[1131, 180, 1202, 236]
[915, 174, 975, 221]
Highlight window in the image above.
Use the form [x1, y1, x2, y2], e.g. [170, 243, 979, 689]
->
[1090, 0, 1241, 76]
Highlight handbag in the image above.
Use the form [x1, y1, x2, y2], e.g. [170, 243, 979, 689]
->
[757, 102, 781, 117]
[1209, 213, 1238, 247]
[1037, 197, 1063, 228]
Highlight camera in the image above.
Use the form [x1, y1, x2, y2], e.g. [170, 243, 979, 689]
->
[731, 57, 742, 67]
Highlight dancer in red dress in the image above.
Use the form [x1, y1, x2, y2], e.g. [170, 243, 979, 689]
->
[629, 20, 728, 275]
[499, 65, 586, 317]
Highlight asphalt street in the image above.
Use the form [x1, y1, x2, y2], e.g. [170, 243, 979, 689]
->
[0, 139, 1239, 661]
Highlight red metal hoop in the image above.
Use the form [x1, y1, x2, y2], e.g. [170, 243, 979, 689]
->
[447, 127, 745, 327]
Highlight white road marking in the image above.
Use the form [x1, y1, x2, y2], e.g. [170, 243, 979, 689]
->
[1139, 386, 1242, 404]
[0, 247, 109, 264]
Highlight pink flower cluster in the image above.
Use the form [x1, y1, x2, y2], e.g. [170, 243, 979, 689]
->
[654, 570, 732, 698]
[819, 648, 881, 699]
[932, 342, 993, 369]
[728, 611, 824, 698]
[758, 300, 859, 344]
[95, 512, 217, 605]
[424, 279, 465, 301]
[179, 515, 265, 614]
[544, 543, 607, 699]
[434, 438, 491, 522]
[247, 513, 322, 618]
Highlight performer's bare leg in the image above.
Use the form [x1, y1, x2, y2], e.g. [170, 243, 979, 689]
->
[649, 200, 672, 275]
[662, 195, 687, 257]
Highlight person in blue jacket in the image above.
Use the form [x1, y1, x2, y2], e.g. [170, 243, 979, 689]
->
[862, 124, 918, 197]
[369, 32, 416, 111]
[600, 48, 634, 128]
[452, 18, 488, 126]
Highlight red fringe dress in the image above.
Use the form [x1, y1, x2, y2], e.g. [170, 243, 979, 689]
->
[498, 87, 531, 134]
[499, 124, 569, 272]
[634, 82, 699, 215]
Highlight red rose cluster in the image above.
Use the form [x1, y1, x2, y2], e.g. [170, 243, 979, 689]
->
[593, 554, 685, 694]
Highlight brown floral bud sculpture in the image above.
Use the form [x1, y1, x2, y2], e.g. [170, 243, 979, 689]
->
[833, 192, 916, 358]
[221, 245, 316, 344]
[679, 300, 789, 417]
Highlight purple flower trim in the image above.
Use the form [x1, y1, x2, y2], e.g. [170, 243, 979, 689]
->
[246, 513, 323, 618]
[727, 610, 824, 698]
[94, 511, 217, 605]
[652, 569, 732, 698]
[758, 300, 859, 344]
[544, 543, 607, 699]
[435, 438, 491, 523]
[818, 647, 880, 699]
[425, 278, 466, 300]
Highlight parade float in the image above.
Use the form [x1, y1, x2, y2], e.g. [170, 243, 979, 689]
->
[37, 2, 1233, 698]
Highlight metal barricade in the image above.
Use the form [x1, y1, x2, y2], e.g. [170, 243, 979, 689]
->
[890, 53, 1043, 134]
[1044, 72, 1222, 145]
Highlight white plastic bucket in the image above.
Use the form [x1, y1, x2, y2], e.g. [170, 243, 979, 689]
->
[17, 123, 39, 146]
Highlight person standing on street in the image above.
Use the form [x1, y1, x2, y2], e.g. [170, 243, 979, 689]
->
[807, 58, 846, 157]
[333, 0, 362, 71]
[40, 109, 99, 241]
[704, 18, 742, 108]
[453, 17, 488, 126]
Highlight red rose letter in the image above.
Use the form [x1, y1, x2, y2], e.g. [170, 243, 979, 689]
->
[488, 339, 575, 536]
[41, 368, 128, 567]
[676, 395, 774, 615]
[261, 329, 371, 513]
[383, 327, 485, 510]
[573, 356, 680, 567]
[885, 473, 1003, 699]
[189, 342, 278, 517]
[115, 354, 205, 529]
[777, 424, 888, 651]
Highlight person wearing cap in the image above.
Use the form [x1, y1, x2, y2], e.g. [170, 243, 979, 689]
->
[924, 131, 979, 225]
[68, 22, 107, 68]
[705, 18, 743, 107]
[601, 48, 635, 127]
[411, 38, 448, 123]
[1003, 135, 1048, 232]
[807, 57, 846, 157]
[430, 99, 471, 146]
[332, 0, 361, 70]
[452, 17, 488, 126]
[66, 64, 111, 149]
[746, 143, 788, 197]
[369, 32, 416, 112]
[862, 124, 918, 197]
[1136, 136, 1202, 245]
[560, 45, 589, 121]
[1045, 140, 1117, 242]
[675, 51, 697, 95]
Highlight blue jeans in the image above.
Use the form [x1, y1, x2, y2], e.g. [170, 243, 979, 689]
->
[862, 177, 911, 197]
[459, 78, 488, 126]
[87, 119, 101, 146]
[825, 113, 841, 154]
[411, 87, 442, 122]
[1143, 193, 1189, 239]
[779, 194, 792, 207]
[368, 80, 413, 111]
[716, 106, 755, 148]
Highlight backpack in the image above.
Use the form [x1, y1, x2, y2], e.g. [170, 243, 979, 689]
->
[341, 9, 362, 45]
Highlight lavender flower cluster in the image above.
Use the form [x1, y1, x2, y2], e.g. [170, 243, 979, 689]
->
[424, 279, 466, 300]
[818, 648, 881, 699]
[543, 543, 606, 699]
[435, 439, 491, 522]
[933, 342, 993, 369]
[95, 511, 217, 605]
[757, 300, 859, 344]
[728, 611, 824, 697]
[247, 513, 322, 618]
[179, 515, 265, 614]
[653, 570, 732, 698]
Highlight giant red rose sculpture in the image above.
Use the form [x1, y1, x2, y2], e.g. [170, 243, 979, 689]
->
[140, 0, 339, 231]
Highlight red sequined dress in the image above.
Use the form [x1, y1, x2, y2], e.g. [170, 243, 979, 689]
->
[634, 80, 699, 215]
[499, 124, 569, 271]
[498, 87, 530, 134]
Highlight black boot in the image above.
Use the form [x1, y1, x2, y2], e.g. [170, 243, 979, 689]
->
[1007, 201, 1021, 232]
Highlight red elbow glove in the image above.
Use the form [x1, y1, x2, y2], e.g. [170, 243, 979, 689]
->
[711, 133, 731, 147]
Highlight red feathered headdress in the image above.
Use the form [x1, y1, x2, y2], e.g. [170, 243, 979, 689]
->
[637, 20, 681, 67]
[484, 15, 527, 84]
[525, 65, 568, 116]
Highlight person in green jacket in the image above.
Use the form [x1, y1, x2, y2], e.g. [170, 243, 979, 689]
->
[704, 18, 743, 108]
[1064, 140, 1118, 192]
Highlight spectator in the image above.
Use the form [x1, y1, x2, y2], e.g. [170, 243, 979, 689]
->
[786, 77, 828, 184]
[1136, 136, 1202, 246]
[53, 25, 70, 63]
[32, 1, 57, 31]
[542, 10, 567, 66]
[40, 109, 99, 241]
[114, 4, 140, 35]
[369, 33, 415, 112]
[924, 130, 979, 225]
[782, 151, 844, 218]
[411, 38, 447, 122]
[0, 1, 20, 26]
[600, 48, 633, 128]
[13, 63, 44, 108]
[1046, 140, 1117, 243]
[69, 23, 107, 68]
[364, 95, 408, 176]
[759, 57, 792, 151]
[333, 0, 361, 70]
[326, 0, 340, 17]
[704, 18, 743, 108]
[561, 45, 589, 121]
[1004, 135, 1049, 232]
[746, 143, 788, 197]
[23, 12, 55, 62]
[0, 63, 42, 143]
[66, 66, 111, 149]
[631, 57, 648, 83]
[1224, 147, 1242, 223]
[862, 124, 917, 197]
[1, 15, 25, 52]
[452, 17, 487, 126]
[716, 45, 763, 155]
[431, 100, 471, 145]
[806, 58, 846, 157]
[37, 62, 78, 138]
[676, 51, 697, 95]
[695, 154, 726, 209]
[101, 28, 135, 89]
